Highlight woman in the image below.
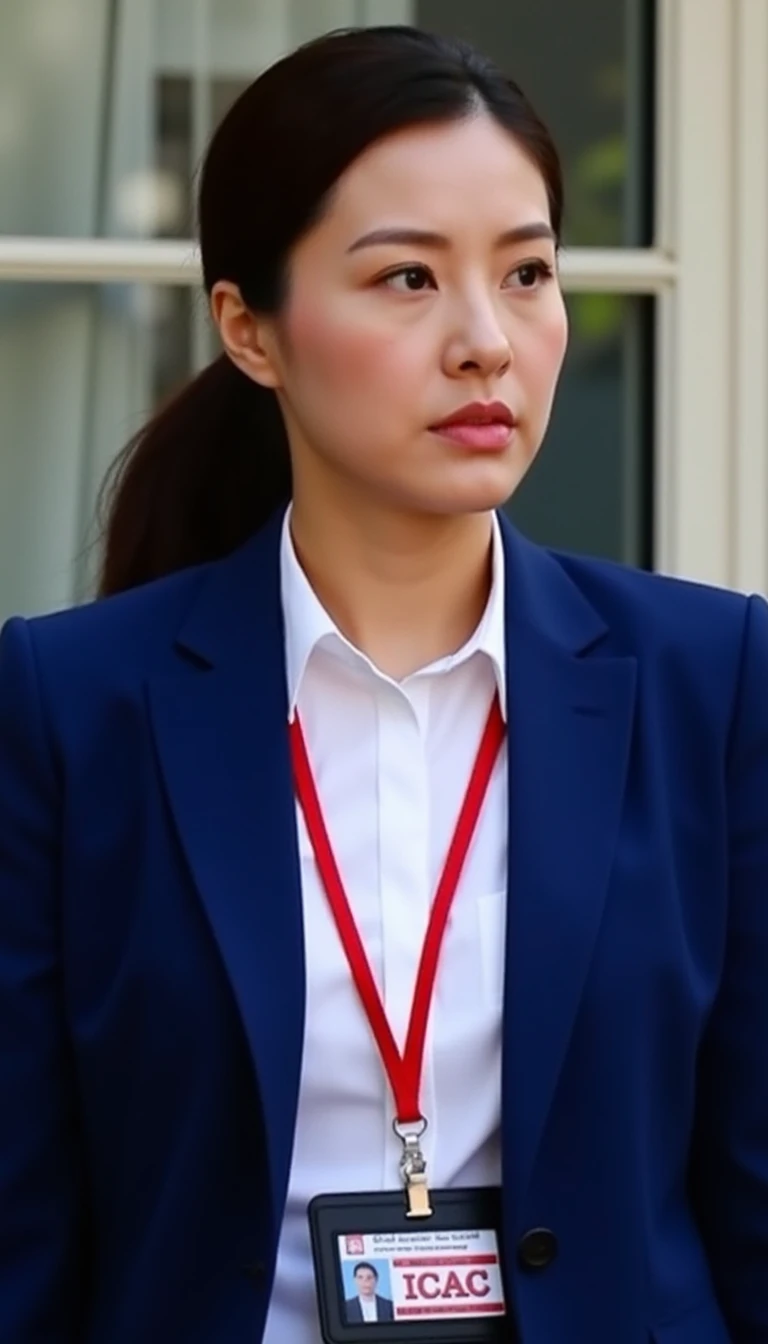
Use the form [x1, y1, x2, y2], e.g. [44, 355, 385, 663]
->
[0, 24, 765, 1344]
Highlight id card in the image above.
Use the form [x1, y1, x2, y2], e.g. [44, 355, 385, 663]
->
[309, 1187, 516, 1343]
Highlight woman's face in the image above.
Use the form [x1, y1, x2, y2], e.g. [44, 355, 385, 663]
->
[256, 113, 568, 517]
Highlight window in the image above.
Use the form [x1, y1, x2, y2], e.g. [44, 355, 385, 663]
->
[0, 282, 193, 617]
[510, 296, 654, 567]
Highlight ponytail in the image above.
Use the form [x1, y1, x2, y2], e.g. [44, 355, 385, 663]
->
[98, 355, 291, 597]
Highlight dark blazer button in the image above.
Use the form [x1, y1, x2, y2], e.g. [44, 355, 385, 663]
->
[242, 1259, 267, 1282]
[518, 1228, 558, 1271]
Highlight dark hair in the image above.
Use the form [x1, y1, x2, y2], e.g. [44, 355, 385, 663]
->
[353, 1263, 379, 1279]
[98, 25, 563, 597]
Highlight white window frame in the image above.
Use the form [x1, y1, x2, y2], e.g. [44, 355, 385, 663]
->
[655, 0, 768, 593]
[0, 0, 766, 594]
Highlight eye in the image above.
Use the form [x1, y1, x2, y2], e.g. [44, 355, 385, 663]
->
[505, 259, 555, 291]
[378, 264, 436, 293]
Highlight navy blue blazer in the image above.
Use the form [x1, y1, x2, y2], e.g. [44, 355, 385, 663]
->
[0, 509, 766, 1344]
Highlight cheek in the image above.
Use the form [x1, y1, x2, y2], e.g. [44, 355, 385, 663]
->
[285, 299, 408, 398]
[539, 299, 569, 368]
[520, 303, 569, 396]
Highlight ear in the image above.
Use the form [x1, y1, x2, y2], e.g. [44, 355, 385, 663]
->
[210, 280, 283, 389]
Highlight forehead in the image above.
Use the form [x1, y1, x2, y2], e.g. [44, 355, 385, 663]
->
[325, 114, 551, 239]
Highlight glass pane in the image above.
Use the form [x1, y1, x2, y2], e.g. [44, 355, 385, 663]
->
[505, 294, 654, 566]
[0, 0, 652, 246]
[0, 283, 652, 626]
[0, 0, 366, 241]
[0, 282, 196, 622]
[416, 0, 655, 247]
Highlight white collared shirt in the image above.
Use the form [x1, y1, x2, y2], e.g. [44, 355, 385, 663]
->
[360, 1295, 377, 1322]
[262, 508, 508, 1344]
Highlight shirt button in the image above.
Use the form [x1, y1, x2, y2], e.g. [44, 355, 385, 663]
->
[517, 1228, 558, 1271]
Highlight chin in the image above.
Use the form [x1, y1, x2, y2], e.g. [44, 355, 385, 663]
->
[374, 455, 533, 518]
[438, 464, 530, 515]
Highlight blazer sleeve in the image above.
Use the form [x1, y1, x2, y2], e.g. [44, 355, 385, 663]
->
[690, 594, 768, 1338]
[0, 618, 85, 1341]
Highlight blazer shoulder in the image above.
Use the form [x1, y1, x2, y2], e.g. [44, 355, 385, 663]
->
[0, 566, 222, 759]
[550, 547, 754, 650]
[544, 548, 766, 727]
[4, 563, 212, 682]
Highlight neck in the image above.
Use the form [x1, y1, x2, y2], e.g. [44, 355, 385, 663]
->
[289, 489, 494, 680]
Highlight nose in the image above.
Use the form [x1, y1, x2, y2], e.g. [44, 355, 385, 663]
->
[444, 300, 512, 380]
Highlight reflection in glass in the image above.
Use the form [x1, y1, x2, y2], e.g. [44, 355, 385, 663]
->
[0, 0, 383, 241]
[0, 283, 194, 621]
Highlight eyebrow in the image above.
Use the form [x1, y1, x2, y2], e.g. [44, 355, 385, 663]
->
[347, 222, 556, 253]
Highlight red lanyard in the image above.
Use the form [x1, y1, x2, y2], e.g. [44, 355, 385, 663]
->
[289, 693, 505, 1126]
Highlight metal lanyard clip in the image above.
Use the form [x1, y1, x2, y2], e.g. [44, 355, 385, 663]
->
[396, 1123, 433, 1219]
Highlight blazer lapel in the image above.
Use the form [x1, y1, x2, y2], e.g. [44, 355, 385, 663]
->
[148, 510, 304, 1232]
[498, 518, 637, 1216]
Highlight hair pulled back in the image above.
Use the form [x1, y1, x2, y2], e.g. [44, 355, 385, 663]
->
[99, 25, 563, 596]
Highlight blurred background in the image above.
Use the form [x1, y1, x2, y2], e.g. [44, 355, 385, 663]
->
[0, 0, 766, 621]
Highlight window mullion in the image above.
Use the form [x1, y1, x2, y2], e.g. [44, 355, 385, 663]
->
[654, 0, 736, 587]
[732, 0, 768, 595]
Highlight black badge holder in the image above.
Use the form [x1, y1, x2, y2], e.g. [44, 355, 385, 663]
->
[309, 1186, 517, 1344]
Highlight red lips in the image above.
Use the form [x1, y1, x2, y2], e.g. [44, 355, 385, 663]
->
[430, 401, 515, 429]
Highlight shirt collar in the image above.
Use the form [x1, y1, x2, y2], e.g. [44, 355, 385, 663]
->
[280, 505, 507, 721]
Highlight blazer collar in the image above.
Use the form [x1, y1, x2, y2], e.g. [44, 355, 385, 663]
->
[172, 506, 607, 679]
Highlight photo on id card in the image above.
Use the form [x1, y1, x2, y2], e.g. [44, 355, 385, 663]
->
[309, 1189, 511, 1342]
